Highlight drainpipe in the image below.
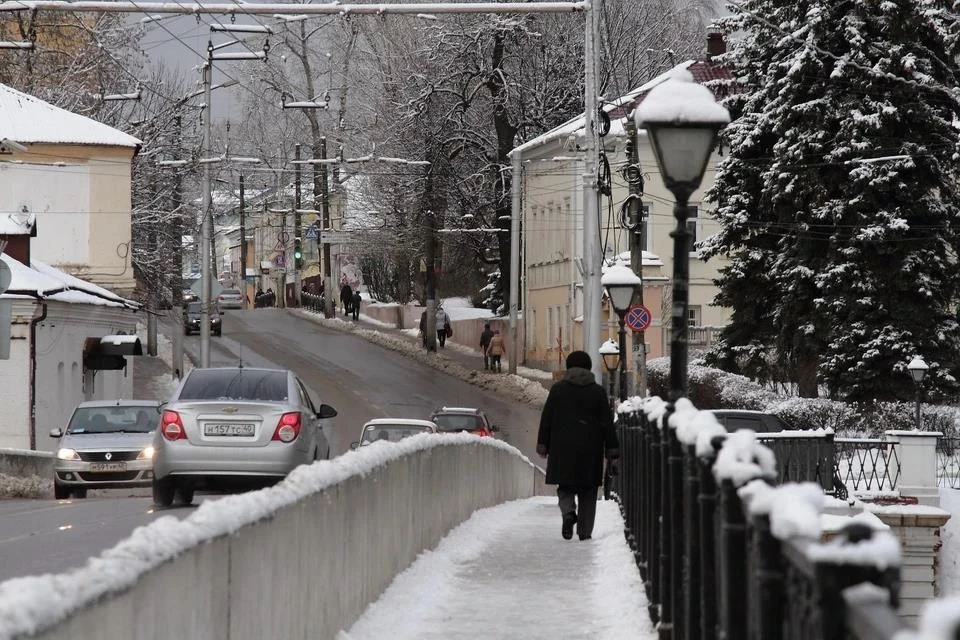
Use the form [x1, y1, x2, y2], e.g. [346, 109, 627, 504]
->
[29, 302, 47, 450]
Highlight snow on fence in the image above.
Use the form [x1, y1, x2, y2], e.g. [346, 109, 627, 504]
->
[612, 398, 954, 639]
[0, 434, 546, 640]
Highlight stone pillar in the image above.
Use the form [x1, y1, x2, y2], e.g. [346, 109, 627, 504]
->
[885, 431, 942, 507]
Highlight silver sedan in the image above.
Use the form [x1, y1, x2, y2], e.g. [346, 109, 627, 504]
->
[50, 400, 161, 499]
[152, 367, 335, 506]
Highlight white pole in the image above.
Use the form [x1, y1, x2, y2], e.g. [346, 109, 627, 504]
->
[581, 0, 602, 380]
[199, 53, 212, 368]
[508, 151, 521, 375]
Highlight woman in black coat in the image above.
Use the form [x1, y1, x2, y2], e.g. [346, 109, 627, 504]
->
[536, 350, 619, 541]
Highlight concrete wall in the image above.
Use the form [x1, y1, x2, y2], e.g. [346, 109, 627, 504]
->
[25, 440, 543, 640]
[0, 300, 37, 449]
[0, 448, 53, 477]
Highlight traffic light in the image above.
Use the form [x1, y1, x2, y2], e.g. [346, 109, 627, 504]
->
[293, 237, 303, 269]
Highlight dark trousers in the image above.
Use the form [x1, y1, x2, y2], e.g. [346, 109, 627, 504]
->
[437, 329, 447, 347]
[352, 306, 359, 320]
[490, 354, 502, 372]
[482, 352, 490, 369]
[557, 485, 599, 539]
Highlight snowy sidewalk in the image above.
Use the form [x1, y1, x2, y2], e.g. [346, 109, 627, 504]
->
[342, 496, 656, 640]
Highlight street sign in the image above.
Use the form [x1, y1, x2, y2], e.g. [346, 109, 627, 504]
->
[625, 304, 652, 333]
[274, 254, 285, 268]
[320, 230, 358, 244]
[0, 261, 10, 294]
[305, 225, 318, 240]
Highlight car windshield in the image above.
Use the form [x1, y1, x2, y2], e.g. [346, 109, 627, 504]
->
[221, 289, 240, 296]
[187, 302, 202, 313]
[67, 406, 159, 434]
[361, 425, 432, 444]
[178, 369, 289, 401]
[433, 414, 483, 432]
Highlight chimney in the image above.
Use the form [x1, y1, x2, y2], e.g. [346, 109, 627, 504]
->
[706, 29, 726, 60]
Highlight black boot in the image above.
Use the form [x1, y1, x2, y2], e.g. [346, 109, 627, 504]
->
[562, 513, 577, 540]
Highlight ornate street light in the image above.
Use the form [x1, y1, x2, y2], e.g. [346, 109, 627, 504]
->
[635, 69, 729, 401]
[599, 339, 620, 403]
[907, 355, 928, 430]
[602, 264, 641, 401]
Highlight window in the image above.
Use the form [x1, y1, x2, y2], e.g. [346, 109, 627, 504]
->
[686, 205, 699, 253]
[688, 305, 702, 327]
[179, 369, 289, 401]
[68, 405, 160, 434]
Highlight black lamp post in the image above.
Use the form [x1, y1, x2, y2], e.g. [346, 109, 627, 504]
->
[600, 339, 620, 404]
[602, 264, 641, 401]
[634, 70, 730, 401]
[907, 355, 928, 430]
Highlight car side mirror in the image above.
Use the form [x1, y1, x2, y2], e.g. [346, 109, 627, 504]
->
[49, 428, 63, 438]
[350, 441, 359, 450]
[317, 404, 338, 419]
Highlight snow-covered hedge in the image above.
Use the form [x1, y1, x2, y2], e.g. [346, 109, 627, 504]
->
[646, 357, 960, 437]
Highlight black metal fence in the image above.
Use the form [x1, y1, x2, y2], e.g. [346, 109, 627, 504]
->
[613, 407, 908, 640]
[301, 292, 324, 313]
[834, 437, 900, 495]
[938, 437, 960, 489]
[756, 432, 839, 497]
[254, 291, 277, 308]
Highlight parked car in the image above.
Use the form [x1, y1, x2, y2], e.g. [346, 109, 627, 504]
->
[49, 400, 162, 499]
[350, 418, 437, 449]
[182, 289, 198, 305]
[709, 410, 796, 434]
[217, 288, 244, 310]
[152, 367, 336, 506]
[429, 407, 499, 438]
[184, 301, 221, 336]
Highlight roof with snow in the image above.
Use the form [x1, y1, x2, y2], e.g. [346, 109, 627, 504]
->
[1, 254, 139, 309]
[511, 59, 731, 157]
[0, 83, 141, 148]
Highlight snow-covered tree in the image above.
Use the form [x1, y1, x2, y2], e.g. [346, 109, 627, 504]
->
[703, 0, 960, 401]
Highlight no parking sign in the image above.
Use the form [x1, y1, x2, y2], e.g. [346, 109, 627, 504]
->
[625, 304, 652, 333]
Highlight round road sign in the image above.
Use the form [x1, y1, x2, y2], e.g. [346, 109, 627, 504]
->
[625, 304, 651, 333]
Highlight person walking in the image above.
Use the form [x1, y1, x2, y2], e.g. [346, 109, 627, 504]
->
[479, 323, 495, 370]
[351, 289, 362, 321]
[436, 305, 450, 348]
[340, 283, 353, 316]
[487, 330, 505, 372]
[536, 351, 619, 541]
[419, 310, 428, 349]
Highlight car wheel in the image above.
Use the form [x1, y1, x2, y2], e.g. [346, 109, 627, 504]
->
[72, 488, 88, 499]
[176, 485, 195, 506]
[153, 476, 175, 507]
[54, 482, 70, 500]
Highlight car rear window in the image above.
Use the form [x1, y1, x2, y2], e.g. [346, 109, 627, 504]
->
[187, 302, 202, 313]
[178, 370, 288, 401]
[221, 289, 240, 295]
[361, 425, 432, 443]
[433, 414, 483, 432]
[67, 406, 159, 434]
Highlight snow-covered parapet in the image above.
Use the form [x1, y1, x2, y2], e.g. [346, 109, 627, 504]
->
[739, 481, 824, 540]
[643, 396, 669, 427]
[713, 429, 777, 486]
[807, 528, 902, 570]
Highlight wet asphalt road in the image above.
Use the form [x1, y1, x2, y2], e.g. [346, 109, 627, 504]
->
[0, 308, 543, 583]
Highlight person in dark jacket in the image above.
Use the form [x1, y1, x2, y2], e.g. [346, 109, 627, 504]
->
[536, 350, 619, 541]
[340, 284, 353, 316]
[351, 290, 362, 321]
[479, 323, 495, 370]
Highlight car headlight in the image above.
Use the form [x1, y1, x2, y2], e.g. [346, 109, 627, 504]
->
[212, 317, 221, 323]
[136, 446, 155, 461]
[56, 448, 80, 461]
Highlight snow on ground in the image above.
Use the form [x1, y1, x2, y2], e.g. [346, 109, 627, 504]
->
[342, 496, 655, 640]
[440, 296, 494, 322]
[0, 473, 51, 500]
[135, 322, 193, 400]
[295, 310, 549, 406]
[443, 337, 554, 380]
[358, 313, 396, 329]
[938, 488, 960, 595]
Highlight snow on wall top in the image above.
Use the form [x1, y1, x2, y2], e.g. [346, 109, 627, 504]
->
[916, 596, 960, 640]
[713, 428, 777, 486]
[807, 530, 901, 570]
[0, 254, 137, 308]
[0, 83, 140, 148]
[0, 434, 536, 640]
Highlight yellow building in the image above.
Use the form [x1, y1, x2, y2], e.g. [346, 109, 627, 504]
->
[514, 48, 731, 371]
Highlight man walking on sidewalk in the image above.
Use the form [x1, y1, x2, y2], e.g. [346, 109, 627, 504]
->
[536, 351, 619, 541]
[479, 323, 495, 370]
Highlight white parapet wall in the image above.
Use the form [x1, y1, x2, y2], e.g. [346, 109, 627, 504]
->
[0, 434, 546, 640]
[0, 448, 53, 478]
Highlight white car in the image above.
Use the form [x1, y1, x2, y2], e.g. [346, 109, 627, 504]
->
[217, 288, 244, 310]
[351, 418, 438, 449]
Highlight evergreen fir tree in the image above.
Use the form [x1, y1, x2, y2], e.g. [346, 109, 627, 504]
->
[704, 0, 960, 400]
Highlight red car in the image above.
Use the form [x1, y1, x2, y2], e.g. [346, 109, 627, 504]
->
[429, 407, 500, 438]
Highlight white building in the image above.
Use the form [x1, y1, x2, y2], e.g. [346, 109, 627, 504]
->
[0, 83, 141, 297]
[0, 254, 140, 451]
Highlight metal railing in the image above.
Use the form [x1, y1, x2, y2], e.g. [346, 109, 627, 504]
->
[612, 408, 908, 640]
[757, 431, 838, 496]
[937, 436, 960, 489]
[301, 291, 324, 313]
[254, 291, 277, 308]
[834, 438, 900, 495]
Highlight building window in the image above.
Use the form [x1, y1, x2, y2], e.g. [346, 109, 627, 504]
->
[688, 305, 702, 327]
[686, 205, 699, 253]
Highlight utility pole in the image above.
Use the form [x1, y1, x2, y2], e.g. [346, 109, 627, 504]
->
[626, 117, 647, 397]
[278, 195, 287, 309]
[508, 151, 521, 374]
[170, 114, 185, 379]
[424, 208, 438, 352]
[294, 143, 302, 306]
[199, 45, 213, 368]
[581, 0, 603, 380]
[320, 136, 334, 318]
[239, 173, 247, 310]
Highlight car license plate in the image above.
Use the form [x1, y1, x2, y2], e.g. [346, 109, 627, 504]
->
[89, 462, 127, 472]
[204, 423, 256, 437]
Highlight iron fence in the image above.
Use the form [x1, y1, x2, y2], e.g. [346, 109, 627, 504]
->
[834, 438, 900, 495]
[300, 292, 324, 312]
[937, 437, 960, 489]
[255, 291, 277, 308]
[613, 408, 908, 640]
[756, 432, 839, 497]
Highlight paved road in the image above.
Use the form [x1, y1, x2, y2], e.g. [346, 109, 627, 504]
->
[0, 308, 544, 583]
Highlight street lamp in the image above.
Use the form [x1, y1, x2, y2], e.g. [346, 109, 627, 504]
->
[635, 69, 730, 401]
[599, 339, 620, 403]
[907, 355, 928, 430]
[602, 264, 641, 401]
